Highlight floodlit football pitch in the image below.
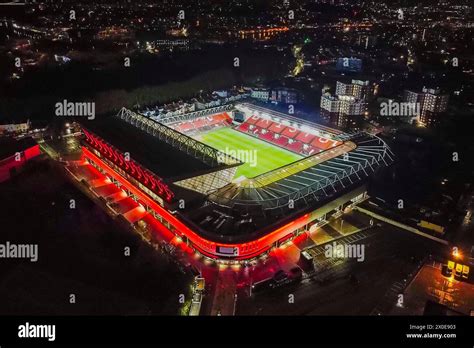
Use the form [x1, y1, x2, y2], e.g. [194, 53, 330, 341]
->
[197, 127, 302, 179]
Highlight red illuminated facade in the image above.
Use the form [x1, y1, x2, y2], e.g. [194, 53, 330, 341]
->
[82, 128, 174, 202]
[80, 126, 373, 261]
[0, 142, 40, 183]
[81, 142, 313, 260]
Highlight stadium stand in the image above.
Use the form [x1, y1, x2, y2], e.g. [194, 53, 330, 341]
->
[287, 140, 304, 153]
[172, 112, 232, 134]
[251, 126, 262, 135]
[259, 130, 274, 142]
[237, 122, 250, 132]
[295, 131, 316, 143]
[281, 126, 299, 139]
[256, 118, 273, 129]
[311, 136, 340, 150]
[273, 135, 289, 147]
[235, 115, 342, 156]
[245, 115, 260, 125]
[268, 122, 285, 134]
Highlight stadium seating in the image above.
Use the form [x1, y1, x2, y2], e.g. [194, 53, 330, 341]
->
[245, 115, 260, 125]
[311, 136, 341, 151]
[193, 118, 207, 129]
[274, 136, 289, 147]
[259, 130, 274, 142]
[252, 126, 263, 135]
[235, 114, 340, 156]
[287, 140, 303, 153]
[268, 122, 285, 134]
[256, 118, 273, 129]
[305, 146, 323, 156]
[208, 113, 232, 125]
[171, 112, 232, 134]
[238, 122, 250, 132]
[176, 122, 194, 133]
[296, 131, 316, 143]
[281, 126, 299, 139]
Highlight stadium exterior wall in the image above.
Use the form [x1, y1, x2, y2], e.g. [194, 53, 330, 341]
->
[82, 145, 367, 260]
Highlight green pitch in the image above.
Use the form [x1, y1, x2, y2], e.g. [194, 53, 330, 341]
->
[198, 127, 302, 179]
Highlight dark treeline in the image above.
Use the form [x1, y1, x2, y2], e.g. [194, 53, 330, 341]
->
[0, 44, 291, 122]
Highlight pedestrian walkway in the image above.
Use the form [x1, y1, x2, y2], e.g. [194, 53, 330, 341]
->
[306, 229, 374, 260]
[210, 270, 237, 316]
[354, 206, 449, 245]
[322, 224, 344, 239]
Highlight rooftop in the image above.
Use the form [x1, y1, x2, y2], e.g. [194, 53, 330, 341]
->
[82, 116, 224, 181]
[0, 136, 37, 159]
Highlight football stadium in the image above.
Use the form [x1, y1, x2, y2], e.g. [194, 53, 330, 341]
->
[76, 102, 393, 261]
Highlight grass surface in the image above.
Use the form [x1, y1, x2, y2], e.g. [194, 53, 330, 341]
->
[198, 127, 302, 178]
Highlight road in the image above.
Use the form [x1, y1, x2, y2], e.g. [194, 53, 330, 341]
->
[391, 262, 474, 315]
[236, 224, 441, 315]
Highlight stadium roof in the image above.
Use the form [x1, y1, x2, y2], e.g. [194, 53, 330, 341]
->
[209, 133, 393, 211]
[183, 133, 394, 240]
[83, 115, 226, 181]
[0, 137, 37, 159]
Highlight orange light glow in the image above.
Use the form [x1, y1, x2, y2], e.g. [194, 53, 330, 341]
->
[452, 249, 461, 259]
